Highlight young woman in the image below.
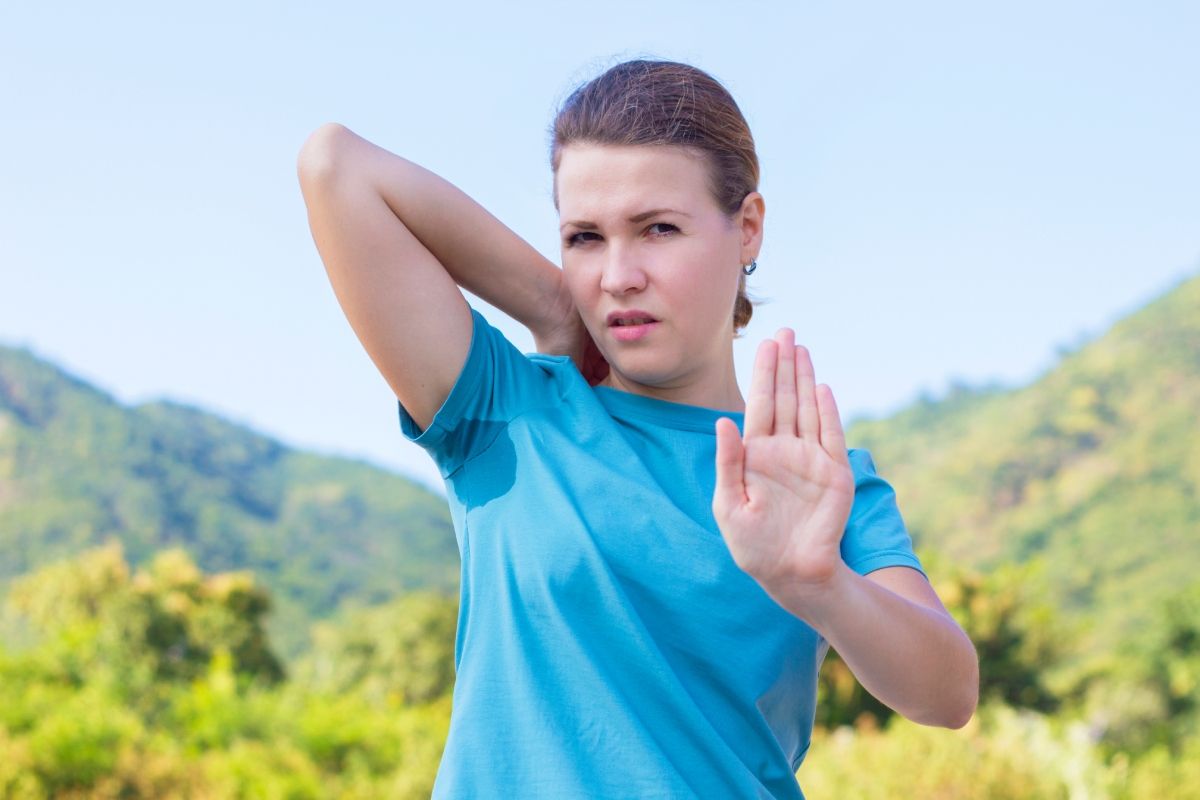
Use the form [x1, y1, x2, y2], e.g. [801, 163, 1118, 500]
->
[298, 59, 978, 799]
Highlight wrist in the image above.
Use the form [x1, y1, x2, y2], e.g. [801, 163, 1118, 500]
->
[530, 279, 577, 343]
[761, 560, 857, 634]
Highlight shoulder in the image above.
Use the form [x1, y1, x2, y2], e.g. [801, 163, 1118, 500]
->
[846, 448, 881, 478]
[463, 309, 581, 398]
[399, 309, 592, 477]
[840, 447, 924, 576]
[844, 448, 904, 504]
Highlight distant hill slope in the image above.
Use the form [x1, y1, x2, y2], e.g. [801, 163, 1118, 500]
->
[847, 270, 1200, 668]
[0, 347, 458, 656]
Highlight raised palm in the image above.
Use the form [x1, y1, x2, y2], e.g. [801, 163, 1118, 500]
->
[713, 329, 856, 595]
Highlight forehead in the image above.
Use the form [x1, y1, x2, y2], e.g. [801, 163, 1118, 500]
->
[555, 144, 714, 219]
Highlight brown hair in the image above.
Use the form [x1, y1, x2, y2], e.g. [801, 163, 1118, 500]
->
[550, 59, 759, 332]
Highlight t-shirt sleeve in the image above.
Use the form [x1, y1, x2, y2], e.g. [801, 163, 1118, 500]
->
[840, 448, 926, 577]
[396, 307, 557, 479]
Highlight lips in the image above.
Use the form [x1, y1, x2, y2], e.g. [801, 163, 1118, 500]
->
[605, 310, 659, 343]
[606, 310, 659, 327]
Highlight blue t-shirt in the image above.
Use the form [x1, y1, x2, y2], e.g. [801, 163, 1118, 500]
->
[398, 308, 924, 799]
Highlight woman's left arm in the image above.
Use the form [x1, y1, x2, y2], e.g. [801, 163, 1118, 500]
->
[712, 329, 979, 729]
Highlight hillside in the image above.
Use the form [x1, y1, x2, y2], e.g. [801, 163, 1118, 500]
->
[0, 347, 458, 656]
[847, 270, 1200, 671]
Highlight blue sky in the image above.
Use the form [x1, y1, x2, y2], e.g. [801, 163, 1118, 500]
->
[2, 1, 1198, 491]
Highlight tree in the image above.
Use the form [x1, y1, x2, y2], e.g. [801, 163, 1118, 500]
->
[5, 540, 283, 696]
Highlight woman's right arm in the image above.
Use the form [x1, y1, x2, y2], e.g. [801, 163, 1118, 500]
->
[296, 123, 574, 431]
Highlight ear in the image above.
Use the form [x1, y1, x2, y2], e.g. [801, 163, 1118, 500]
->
[737, 191, 765, 263]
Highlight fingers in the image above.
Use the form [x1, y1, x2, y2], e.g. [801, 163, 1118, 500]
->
[743, 338, 776, 438]
[773, 329, 797, 437]
[745, 330, 834, 454]
[816, 383, 850, 466]
[713, 416, 748, 515]
[796, 344, 820, 441]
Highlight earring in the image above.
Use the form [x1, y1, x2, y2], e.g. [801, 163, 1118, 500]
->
[742, 259, 758, 276]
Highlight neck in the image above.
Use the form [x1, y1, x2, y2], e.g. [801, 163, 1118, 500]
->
[599, 358, 745, 413]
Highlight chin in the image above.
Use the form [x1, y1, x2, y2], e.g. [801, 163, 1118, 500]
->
[603, 354, 685, 391]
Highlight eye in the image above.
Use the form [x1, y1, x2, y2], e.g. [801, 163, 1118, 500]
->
[647, 223, 678, 237]
[565, 231, 602, 247]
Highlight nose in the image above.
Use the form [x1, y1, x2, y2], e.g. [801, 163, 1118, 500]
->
[599, 243, 647, 296]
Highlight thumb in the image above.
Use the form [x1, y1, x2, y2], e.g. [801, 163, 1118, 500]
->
[713, 416, 747, 519]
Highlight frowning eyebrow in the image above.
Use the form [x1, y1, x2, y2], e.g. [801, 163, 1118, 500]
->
[559, 208, 692, 232]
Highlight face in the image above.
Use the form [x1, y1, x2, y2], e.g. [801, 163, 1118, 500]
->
[556, 143, 762, 406]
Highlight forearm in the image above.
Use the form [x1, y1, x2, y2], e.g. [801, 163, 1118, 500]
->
[766, 563, 979, 728]
[301, 123, 571, 337]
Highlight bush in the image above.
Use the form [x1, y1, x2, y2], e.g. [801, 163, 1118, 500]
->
[798, 704, 1118, 799]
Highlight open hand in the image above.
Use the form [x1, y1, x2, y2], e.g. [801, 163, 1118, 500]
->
[712, 328, 855, 595]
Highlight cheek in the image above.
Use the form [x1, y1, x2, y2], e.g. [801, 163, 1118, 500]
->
[672, 246, 739, 310]
[561, 260, 582, 291]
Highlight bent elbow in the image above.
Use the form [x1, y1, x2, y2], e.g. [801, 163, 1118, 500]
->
[943, 665, 980, 730]
[910, 690, 977, 730]
[944, 694, 978, 730]
[908, 692, 976, 730]
[297, 122, 354, 183]
[913, 654, 979, 730]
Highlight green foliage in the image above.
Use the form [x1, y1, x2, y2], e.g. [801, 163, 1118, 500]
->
[6, 541, 283, 697]
[26, 687, 144, 795]
[1116, 737, 1200, 800]
[0, 345, 460, 659]
[1155, 583, 1200, 727]
[1077, 581, 1200, 758]
[1, 520, 1196, 796]
[800, 704, 1121, 799]
[0, 546, 453, 798]
[801, 703, 1200, 800]
[295, 589, 458, 706]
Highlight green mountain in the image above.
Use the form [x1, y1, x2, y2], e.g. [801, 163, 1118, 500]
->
[847, 270, 1200, 672]
[0, 346, 458, 656]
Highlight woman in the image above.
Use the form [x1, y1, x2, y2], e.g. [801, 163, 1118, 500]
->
[297, 59, 978, 799]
